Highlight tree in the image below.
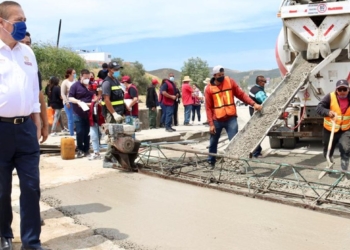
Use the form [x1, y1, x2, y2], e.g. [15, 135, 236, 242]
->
[239, 79, 249, 93]
[111, 58, 150, 95]
[181, 57, 210, 90]
[32, 42, 87, 81]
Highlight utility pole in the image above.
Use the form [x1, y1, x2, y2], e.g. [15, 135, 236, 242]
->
[57, 19, 62, 48]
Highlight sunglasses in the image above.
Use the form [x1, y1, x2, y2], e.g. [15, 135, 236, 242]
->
[337, 87, 349, 92]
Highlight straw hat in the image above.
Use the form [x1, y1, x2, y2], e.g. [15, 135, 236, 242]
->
[182, 76, 192, 82]
[203, 77, 210, 84]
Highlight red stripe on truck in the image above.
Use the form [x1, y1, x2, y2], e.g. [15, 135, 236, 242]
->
[275, 41, 288, 77]
[303, 26, 314, 36]
[324, 24, 334, 36]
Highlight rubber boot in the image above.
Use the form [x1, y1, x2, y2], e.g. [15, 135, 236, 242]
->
[341, 159, 350, 180]
[341, 158, 349, 171]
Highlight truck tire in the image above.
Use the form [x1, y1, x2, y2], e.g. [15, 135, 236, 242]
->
[283, 138, 297, 149]
[269, 137, 282, 149]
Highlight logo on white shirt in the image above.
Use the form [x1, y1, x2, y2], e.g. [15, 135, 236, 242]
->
[24, 56, 32, 66]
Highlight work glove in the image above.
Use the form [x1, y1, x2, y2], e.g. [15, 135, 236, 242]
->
[112, 112, 123, 122]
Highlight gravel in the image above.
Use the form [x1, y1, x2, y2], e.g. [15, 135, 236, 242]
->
[225, 56, 318, 161]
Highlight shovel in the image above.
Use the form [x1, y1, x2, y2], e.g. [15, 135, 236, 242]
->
[318, 117, 336, 180]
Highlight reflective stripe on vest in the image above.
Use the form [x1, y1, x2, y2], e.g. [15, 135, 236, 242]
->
[111, 86, 122, 90]
[209, 76, 236, 119]
[324, 92, 350, 132]
[101, 85, 124, 106]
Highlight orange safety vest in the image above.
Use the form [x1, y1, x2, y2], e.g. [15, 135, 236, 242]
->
[324, 92, 350, 132]
[209, 76, 236, 119]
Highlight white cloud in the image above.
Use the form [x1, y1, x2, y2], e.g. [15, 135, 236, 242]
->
[20, 0, 281, 46]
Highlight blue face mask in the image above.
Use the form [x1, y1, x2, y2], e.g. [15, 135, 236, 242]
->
[2, 19, 27, 41]
[73, 74, 77, 79]
[169, 77, 175, 82]
[113, 71, 120, 79]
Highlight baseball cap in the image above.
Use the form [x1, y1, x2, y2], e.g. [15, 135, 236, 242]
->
[212, 65, 224, 75]
[336, 79, 349, 89]
[152, 79, 159, 85]
[121, 75, 131, 83]
[108, 61, 123, 70]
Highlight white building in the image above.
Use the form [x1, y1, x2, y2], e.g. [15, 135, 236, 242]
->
[77, 50, 112, 65]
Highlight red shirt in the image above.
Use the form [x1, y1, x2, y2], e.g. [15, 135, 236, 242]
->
[182, 83, 194, 105]
[337, 96, 349, 114]
[205, 78, 255, 126]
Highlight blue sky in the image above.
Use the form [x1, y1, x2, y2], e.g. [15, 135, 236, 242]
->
[21, 0, 282, 72]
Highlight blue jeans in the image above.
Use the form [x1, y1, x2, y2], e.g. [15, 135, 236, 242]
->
[160, 103, 166, 125]
[90, 123, 100, 153]
[253, 145, 262, 157]
[208, 116, 238, 163]
[192, 105, 201, 122]
[64, 103, 74, 135]
[184, 105, 192, 124]
[164, 105, 174, 129]
[74, 115, 90, 153]
[125, 115, 138, 139]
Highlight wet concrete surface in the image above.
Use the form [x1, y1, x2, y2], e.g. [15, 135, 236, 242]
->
[42, 171, 350, 250]
[34, 106, 350, 249]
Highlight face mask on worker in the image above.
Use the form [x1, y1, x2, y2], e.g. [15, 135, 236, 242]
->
[82, 79, 90, 85]
[2, 18, 27, 41]
[73, 74, 77, 79]
[216, 76, 225, 83]
[113, 71, 120, 79]
[338, 95, 348, 99]
[169, 76, 175, 82]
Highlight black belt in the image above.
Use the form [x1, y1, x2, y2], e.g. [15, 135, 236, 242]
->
[0, 116, 29, 124]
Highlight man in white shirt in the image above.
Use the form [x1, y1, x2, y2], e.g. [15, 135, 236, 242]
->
[0, 1, 44, 250]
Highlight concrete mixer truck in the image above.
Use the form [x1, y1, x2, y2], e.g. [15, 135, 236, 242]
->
[225, 0, 350, 158]
[267, 0, 350, 149]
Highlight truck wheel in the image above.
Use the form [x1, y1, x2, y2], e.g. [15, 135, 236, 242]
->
[269, 137, 282, 149]
[283, 138, 297, 149]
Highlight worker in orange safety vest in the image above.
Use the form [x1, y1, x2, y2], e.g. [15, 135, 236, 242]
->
[316, 79, 350, 178]
[204, 65, 262, 168]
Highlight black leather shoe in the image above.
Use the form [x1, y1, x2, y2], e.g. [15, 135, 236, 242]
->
[170, 127, 176, 131]
[1, 237, 12, 250]
[165, 128, 173, 132]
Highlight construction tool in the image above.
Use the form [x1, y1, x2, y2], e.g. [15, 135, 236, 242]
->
[318, 116, 336, 180]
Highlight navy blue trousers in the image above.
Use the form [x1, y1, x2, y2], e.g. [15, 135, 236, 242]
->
[74, 115, 90, 153]
[0, 119, 41, 248]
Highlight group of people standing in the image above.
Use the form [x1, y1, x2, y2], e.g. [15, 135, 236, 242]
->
[43, 61, 140, 161]
[146, 73, 204, 132]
